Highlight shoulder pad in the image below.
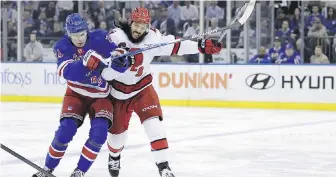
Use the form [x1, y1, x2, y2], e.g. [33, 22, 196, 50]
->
[147, 28, 162, 40]
[53, 38, 71, 59]
[54, 37, 71, 52]
[90, 29, 108, 41]
[106, 28, 125, 43]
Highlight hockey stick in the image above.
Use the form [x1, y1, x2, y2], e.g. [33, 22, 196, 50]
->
[106, 0, 256, 62]
[217, 0, 256, 42]
[0, 143, 56, 177]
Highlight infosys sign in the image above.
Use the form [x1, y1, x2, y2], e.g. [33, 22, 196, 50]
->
[246, 73, 335, 90]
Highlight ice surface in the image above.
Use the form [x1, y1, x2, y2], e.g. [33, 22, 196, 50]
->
[1, 103, 336, 177]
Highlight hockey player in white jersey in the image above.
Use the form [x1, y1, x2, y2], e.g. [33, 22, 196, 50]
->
[103, 7, 222, 177]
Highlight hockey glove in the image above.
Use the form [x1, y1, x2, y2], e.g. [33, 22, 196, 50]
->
[198, 39, 222, 54]
[110, 48, 134, 73]
[82, 49, 108, 71]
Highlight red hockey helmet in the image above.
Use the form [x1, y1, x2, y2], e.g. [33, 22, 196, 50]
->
[131, 7, 151, 24]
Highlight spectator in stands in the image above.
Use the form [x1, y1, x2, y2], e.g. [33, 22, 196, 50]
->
[206, 18, 221, 40]
[269, 37, 285, 63]
[276, 44, 300, 64]
[56, 1, 74, 22]
[248, 46, 271, 64]
[307, 5, 325, 28]
[310, 45, 330, 64]
[124, 1, 145, 9]
[168, 1, 182, 29]
[37, 21, 50, 44]
[47, 22, 64, 46]
[205, 0, 224, 20]
[237, 22, 256, 48]
[45, 2, 56, 23]
[333, 36, 336, 63]
[324, 7, 336, 34]
[149, 9, 156, 24]
[184, 20, 199, 37]
[181, 1, 199, 22]
[7, 41, 17, 61]
[35, 11, 48, 30]
[288, 28, 300, 47]
[24, 31, 44, 62]
[82, 10, 95, 30]
[184, 19, 199, 63]
[5, 2, 17, 23]
[7, 22, 17, 37]
[290, 8, 301, 30]
[275, 8, 289, 30]
[160, 7, 176, 35]
[260, 19, 270, 47]
[94, 13, 105, 29]
[107, 10, 121, 29]
[275, 20, 292, 39]
[99, 21, 107, 30]
[308, 17, 330, 46]
[50, 22, 64, 38]
[23, 11, 34, 35]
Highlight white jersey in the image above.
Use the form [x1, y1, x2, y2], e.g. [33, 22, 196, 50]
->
[105, 28, 199, 100]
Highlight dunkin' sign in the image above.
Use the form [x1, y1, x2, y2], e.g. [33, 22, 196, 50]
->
[158, 72, 233, 89]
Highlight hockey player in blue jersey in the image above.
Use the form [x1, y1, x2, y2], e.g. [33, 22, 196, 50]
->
[268, 37, 285, 63]
[248, 46, 271, 64]
[276, 44, 301, 64]
[32, 13, 132, 177]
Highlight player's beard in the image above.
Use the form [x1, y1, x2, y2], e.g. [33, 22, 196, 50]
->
[132, 30, 143, 39]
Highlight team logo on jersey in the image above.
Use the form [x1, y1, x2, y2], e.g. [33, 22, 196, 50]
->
[54, 49, 64, 59]
[246, 73, 275, 90]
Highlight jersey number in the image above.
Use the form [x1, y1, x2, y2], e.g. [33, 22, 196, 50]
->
[129, 48, 144, 77]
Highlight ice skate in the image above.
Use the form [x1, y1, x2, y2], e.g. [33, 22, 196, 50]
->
[32, 167, 53, 177]
[70, 168, 85, 177]
[108, 154, 121, 177]
[157, 161, 175, 177]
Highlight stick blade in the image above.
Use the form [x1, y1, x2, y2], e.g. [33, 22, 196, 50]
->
[237, 0, 257, 25]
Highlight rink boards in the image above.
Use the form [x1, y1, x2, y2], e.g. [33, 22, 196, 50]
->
[1, 63, 335, 111]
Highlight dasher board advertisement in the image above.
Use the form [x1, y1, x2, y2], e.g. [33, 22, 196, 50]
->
[1, 63, 335, 110]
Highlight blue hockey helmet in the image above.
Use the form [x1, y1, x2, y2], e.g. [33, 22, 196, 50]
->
[65, 13, 88, 34]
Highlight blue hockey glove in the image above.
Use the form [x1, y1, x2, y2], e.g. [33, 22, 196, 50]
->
[110, 48, 134, 73]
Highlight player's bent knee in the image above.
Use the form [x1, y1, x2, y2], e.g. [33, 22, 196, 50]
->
[55, 118, 79, 144]
[89, 118, 109, 145]
[107, 131, 128, 149]
[143, 117, 166, 142]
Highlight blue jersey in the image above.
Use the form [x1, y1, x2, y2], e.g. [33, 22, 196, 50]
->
[268, 47, 284, 56]
[248, 54, 271, 64]
[54, 29, 118, 98]
[277, 52, 301, 64]
[275, 28, 292, 38]
[268, 46, 285, 62]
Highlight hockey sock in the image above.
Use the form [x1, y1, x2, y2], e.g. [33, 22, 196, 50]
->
[143, 117, 169, 164]
[77, 118, 108, 173]
[45, 118, 78, 169]
[107, 131, 128, 158]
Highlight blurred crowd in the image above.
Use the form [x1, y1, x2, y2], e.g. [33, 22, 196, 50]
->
[249, 1, 336, 64]
[1, 0, 336, 64]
